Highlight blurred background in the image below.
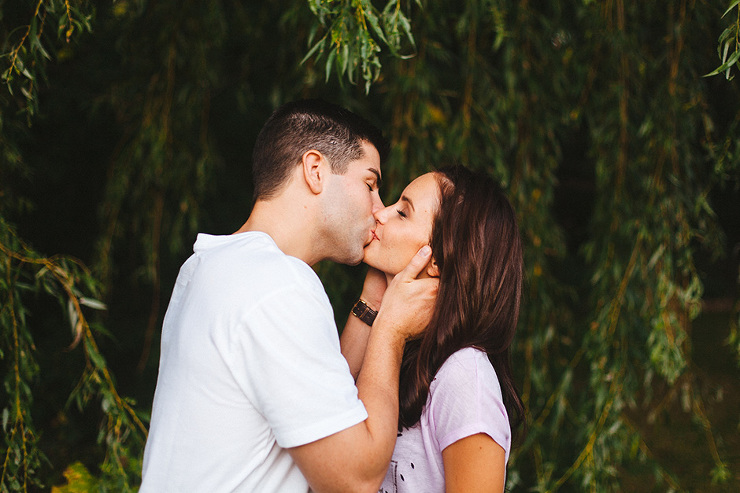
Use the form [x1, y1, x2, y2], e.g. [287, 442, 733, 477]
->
[1, 0, 739, 491]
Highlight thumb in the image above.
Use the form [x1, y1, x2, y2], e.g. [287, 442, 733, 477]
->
[397, 245, 432, 281]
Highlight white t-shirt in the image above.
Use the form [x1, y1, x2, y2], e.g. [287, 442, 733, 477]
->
[141, 232, 368, 492]
[378, 347, 511, 493]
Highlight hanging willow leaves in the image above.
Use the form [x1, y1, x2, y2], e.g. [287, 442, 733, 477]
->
[0, 219, 147, 491]
[706, 0, 740, 79]
[304, 0, 417, 92]
[1, 0, 738, 491]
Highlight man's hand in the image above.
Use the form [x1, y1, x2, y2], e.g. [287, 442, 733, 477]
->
[375, 245, 438, 341]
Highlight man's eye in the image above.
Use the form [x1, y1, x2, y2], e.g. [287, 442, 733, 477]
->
[367, 183, 374, 191]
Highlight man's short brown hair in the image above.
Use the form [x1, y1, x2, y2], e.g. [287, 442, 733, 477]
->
[251, 99, 389, 201]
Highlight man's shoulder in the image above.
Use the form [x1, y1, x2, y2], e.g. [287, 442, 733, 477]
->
[195, 232, 311, 275]
[193, 232, 325, 300]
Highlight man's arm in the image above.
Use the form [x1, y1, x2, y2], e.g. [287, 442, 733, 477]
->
[288, 246, 437, 493]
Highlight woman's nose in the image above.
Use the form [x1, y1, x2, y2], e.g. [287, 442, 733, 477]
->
[374, 205, 393, 224]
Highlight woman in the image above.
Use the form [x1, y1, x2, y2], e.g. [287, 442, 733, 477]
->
[341, 165, 525, 492]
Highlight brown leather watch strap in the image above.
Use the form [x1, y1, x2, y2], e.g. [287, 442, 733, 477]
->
[351, 299, 378, 326]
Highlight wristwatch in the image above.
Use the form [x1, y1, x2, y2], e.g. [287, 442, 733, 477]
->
[351, 299, 378, 326]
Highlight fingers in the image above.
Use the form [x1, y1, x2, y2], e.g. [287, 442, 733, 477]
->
[375, 248, 438, 341]
[396, 245, 432, 281]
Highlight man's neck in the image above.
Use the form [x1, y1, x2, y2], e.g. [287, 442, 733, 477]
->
[235, 198, 323, 266]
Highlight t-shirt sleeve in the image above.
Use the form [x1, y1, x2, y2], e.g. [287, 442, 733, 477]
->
[228, 285, 368, 449]
[427, 349, 511, 461]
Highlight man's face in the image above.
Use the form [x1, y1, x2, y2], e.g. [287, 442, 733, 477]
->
[321, 141, 384, 265]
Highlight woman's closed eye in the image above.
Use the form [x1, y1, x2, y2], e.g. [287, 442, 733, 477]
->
[397, 209, 407, 218]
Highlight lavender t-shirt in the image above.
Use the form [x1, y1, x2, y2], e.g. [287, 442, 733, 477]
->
[378, 347, 511, 493]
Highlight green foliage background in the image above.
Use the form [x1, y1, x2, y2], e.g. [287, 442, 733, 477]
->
[1, 0, 739, 491]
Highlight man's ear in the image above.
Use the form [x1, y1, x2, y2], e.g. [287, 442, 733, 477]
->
[426, 256, 440, 278]
[302, 150, 326, 194]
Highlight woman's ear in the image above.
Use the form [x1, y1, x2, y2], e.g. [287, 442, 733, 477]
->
[302, 149, 325, 194]
[426, 256, 440, 278]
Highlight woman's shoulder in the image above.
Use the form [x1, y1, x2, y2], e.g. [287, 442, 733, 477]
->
[425, 347, 510, 455]
[440, 346, 494, 373]
[446, 346, 489, 363]
[432, 347, 499, 392]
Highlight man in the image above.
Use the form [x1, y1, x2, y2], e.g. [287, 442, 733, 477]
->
[140, 99, 438, 492]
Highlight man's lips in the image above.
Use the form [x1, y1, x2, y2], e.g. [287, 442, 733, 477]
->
[364, 229, 379, 248]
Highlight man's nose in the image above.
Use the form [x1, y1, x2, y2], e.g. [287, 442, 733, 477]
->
[371, 193, 384, 215]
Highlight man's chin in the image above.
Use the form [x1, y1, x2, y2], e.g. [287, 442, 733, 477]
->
[329, 249, 365, 267]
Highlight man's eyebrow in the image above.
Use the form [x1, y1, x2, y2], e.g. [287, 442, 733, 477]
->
[400, 195, 415, 211]
[368, 168, 382, 189]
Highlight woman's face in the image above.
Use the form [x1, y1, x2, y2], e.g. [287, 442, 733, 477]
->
[363, 172, 441, 276]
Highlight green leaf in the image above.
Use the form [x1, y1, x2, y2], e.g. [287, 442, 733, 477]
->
[716, 25, 736, 46]
[84, 338, 106, 370]
[710, 462, 730, 483]
[364, 8, 388, 46]
[52, 461, 99, 492]
[340, 42, 350, 78]
[79, 297, 107, 311]
[325, 47, 336, 82]
[704, 48, 740, 77]
[722, 0, 740, 18]
[30, 32, 52, 61]
[68, 298, 79, 334]
[300, 35, 327, 66]
[397, 12, 416, 51]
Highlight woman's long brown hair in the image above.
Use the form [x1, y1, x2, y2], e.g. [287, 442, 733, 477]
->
[398, 165, 526, 436]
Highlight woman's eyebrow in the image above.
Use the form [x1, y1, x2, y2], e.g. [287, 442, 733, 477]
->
[400, 195, 415, 211]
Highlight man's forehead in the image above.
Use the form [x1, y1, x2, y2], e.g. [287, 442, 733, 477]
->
[361, 141, 382, 178]
[349, 142, 382, 177]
